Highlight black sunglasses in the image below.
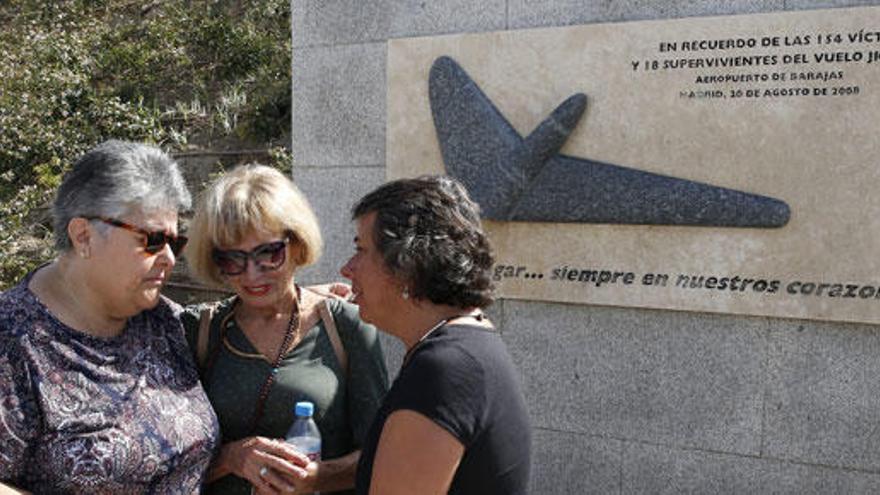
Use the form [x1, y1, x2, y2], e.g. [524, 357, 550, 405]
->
[211, 235, 292, 276]
[85, 216, 188, 256]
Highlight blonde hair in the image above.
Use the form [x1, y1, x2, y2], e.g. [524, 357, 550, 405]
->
[186, 164, 322, 287]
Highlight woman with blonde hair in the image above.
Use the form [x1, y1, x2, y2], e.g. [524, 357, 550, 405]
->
[183, 164, 388, 495]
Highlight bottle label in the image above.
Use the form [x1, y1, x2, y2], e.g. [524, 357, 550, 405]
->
[287, 437, 321, 462]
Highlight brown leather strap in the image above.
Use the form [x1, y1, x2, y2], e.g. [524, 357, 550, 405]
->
[319, 299, 348, 375]
[197, 306, 214, 368]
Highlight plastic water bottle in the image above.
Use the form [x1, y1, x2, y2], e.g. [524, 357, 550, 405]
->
[285, 401, 322, 463]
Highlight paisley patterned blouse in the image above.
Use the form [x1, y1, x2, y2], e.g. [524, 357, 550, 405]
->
[0, 272, 220, 494]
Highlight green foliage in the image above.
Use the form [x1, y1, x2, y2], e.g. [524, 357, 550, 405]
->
[0, 0, 292, 289]
[0, 186, 55, 286]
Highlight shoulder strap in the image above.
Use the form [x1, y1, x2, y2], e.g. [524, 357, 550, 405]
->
[319, 299, 348, 375]
[196, 305, 215, 368]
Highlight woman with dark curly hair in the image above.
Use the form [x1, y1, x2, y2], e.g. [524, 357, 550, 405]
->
[341, 176, 531, 495]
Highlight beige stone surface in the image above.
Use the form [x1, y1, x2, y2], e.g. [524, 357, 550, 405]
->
[387, 6, 880, 324]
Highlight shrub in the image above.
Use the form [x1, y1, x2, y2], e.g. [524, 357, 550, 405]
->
[0, 0, 292, 289]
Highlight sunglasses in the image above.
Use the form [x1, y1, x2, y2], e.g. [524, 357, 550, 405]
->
[211, 236, 292, 276]
[85, 216, 188, 256]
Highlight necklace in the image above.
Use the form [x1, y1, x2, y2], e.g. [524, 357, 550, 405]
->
[400, 310, 484, 369]
[205, 285, 302, 434]
[248, 284, 301, 433]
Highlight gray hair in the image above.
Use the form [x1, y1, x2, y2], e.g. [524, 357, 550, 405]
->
[52, 140, 192, 251]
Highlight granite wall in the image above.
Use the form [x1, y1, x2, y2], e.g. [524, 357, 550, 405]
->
[291, 1, 880, 492]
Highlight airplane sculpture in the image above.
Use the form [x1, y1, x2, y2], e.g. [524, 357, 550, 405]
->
[428, 56, 791, 228]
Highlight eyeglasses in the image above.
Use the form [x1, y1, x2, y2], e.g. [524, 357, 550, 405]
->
[211, 236, 292, 276]
[85, 216, 188, 256]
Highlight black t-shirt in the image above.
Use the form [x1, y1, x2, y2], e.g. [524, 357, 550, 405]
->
[355, 323, 531, 495]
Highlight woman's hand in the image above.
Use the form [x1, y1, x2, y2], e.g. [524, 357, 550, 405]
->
[284, 450, 360, 494]
[280, 460, 320, 494]
[213, 436, 311, 494]
[209, 439, 361, 494]
[305, 282, 352, 300]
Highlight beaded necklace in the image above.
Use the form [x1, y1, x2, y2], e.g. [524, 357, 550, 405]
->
[249, 287, 300, 433]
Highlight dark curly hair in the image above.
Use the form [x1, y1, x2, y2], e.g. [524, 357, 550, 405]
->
[352, 176, 495, 309]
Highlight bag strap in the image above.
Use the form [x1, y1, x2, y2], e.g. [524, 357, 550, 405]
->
[196, 306, 215, 368]
[318, 299, 348, 375]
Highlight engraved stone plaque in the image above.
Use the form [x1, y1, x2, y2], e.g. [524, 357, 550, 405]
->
[387, 6, 880, 324]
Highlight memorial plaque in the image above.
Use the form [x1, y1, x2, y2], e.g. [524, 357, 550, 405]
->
[386, 6, 880, 324]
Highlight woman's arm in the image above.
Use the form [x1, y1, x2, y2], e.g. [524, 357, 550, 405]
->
[304, 283, 352, 300]
[368, 410, 464, 495]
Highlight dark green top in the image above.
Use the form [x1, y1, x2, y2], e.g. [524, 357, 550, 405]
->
[182, 297, 389, 495]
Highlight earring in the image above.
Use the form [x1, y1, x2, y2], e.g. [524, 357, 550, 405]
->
[80, 247, 90, 259]
[402, 288, 410, 300]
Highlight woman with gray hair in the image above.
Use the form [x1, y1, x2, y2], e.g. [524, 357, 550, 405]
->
[0, 140, 220, 493]
[341, 176, 531, 495]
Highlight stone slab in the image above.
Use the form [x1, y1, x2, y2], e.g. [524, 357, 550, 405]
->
[291, 0, 506, 48]
[508, 0, 783, 29]
[623, 442, 880, 494]
[530, 428, 622, 494]
[292, 44, 385, 168]
[503, 300, 765, 455]
[787, 0, 880, 11]
[387, 6, 880, 324]
[293, 166, 385, 285]
[764, 319, 880, 471]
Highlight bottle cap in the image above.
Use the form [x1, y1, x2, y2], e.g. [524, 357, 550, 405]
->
[295, 401, 314, 417]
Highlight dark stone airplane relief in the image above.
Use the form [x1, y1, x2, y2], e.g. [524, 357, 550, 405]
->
[428, 56, 791, 227]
